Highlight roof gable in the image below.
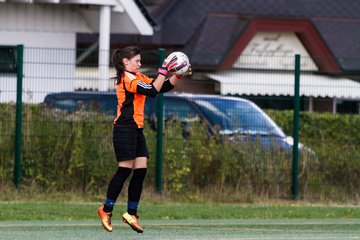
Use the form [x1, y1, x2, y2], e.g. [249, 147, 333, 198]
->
[151, 0, 360, 72]
[221, 18, 340, 73]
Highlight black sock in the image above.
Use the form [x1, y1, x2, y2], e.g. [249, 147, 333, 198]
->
[127, 168, 147, 216]
[103, 167, 132, 213]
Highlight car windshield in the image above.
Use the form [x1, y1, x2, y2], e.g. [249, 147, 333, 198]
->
[193, 97, 284, 136]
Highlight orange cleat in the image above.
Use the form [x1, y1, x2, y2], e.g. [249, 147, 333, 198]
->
[121, 212, 144, 233]
[97, 206, 113, 232]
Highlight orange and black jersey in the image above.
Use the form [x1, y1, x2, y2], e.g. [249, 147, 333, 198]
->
[114, 71, 174, 128]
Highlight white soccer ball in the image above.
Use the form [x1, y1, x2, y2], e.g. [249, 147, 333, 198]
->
[167, 51, 190, 75]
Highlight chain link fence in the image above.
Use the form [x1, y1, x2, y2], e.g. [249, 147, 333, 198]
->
[0, 46, 360, 201]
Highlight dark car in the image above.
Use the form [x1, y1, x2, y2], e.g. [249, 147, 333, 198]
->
[43, 91, 307, 151]
[43, 91, 118, 115]
[146, 93, 300, 150]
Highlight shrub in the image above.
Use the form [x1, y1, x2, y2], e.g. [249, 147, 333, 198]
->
[0, 104, 359, 201]
[267, 110, 360, 200]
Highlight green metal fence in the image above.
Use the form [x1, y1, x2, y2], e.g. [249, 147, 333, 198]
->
[0, 46, 360, 201]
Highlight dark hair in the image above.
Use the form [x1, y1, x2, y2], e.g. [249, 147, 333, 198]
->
[112, 46, 141, 85]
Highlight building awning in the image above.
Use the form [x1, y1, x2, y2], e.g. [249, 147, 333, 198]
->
[207, 70, 360, 99]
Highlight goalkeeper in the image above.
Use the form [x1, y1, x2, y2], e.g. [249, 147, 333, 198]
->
[97, 46, 191, 233]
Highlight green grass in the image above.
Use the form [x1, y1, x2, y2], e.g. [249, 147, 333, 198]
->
[1, 202, 360, 221]
[1, 202, 360, 240]
[1, 219, 360, 240]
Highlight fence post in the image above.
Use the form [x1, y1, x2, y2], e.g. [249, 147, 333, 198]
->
[156, 48, 165, 194]
[292, 54, 301, 200]
[14, 44, 24, 188]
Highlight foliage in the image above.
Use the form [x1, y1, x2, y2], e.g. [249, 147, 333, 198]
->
[267, 110, 360, 200]
[0, 104, 359, 202]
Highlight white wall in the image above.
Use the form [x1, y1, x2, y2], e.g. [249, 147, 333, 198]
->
[234, 32, 318, 71]
[0, 31, 76, 48]
[0, 3, 91, 33]
[0, 3, 91, 103]
[0, 45, 76, 103]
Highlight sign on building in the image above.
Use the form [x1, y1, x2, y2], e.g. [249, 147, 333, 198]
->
[234, 32, 318, 71]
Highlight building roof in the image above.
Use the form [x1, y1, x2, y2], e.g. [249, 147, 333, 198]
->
[147, 0, 360, 72]
[0, 0, 154, 35]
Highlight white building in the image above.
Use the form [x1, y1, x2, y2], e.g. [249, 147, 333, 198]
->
[0, 0, 153, 102]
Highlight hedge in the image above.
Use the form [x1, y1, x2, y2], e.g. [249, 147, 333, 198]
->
[0, 104, 359, 201]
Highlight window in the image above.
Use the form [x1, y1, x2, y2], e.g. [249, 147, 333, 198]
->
[53, 99, 78, 110]
[0, 46, 17, 73]
[164, 98, 200, 121]
[194, 97, 282, 136]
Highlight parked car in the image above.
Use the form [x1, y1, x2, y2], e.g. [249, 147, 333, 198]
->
[43, 91, 117, 115]
[145, 93, 300, 151]
[43, 91, 307, 151]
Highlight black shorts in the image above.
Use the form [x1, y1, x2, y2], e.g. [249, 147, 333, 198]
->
[113, 126, 149, 162]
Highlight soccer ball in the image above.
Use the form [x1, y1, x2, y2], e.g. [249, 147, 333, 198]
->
[167, 51, 190, 75]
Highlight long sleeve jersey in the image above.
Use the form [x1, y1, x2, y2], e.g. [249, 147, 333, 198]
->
[114, 70, 174, 128]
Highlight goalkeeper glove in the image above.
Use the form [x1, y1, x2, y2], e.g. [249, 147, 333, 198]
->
[175, 65, 193, 79]
[158, 54, 178, 77]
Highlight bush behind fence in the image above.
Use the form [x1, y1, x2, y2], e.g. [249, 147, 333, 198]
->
[1, 104, 359, 201]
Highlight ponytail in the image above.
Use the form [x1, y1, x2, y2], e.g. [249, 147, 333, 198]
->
[111, 46, 141, 85]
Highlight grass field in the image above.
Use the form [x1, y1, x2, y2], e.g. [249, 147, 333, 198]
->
[1, 202, 360, 220]
[1, 202, 360, 239]
[1, 219, 359, 240]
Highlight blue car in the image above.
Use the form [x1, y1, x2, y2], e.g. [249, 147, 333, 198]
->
[43, 91, 118, 115]
[146, 93, 300, 151]
[43, 91, 307, 151]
